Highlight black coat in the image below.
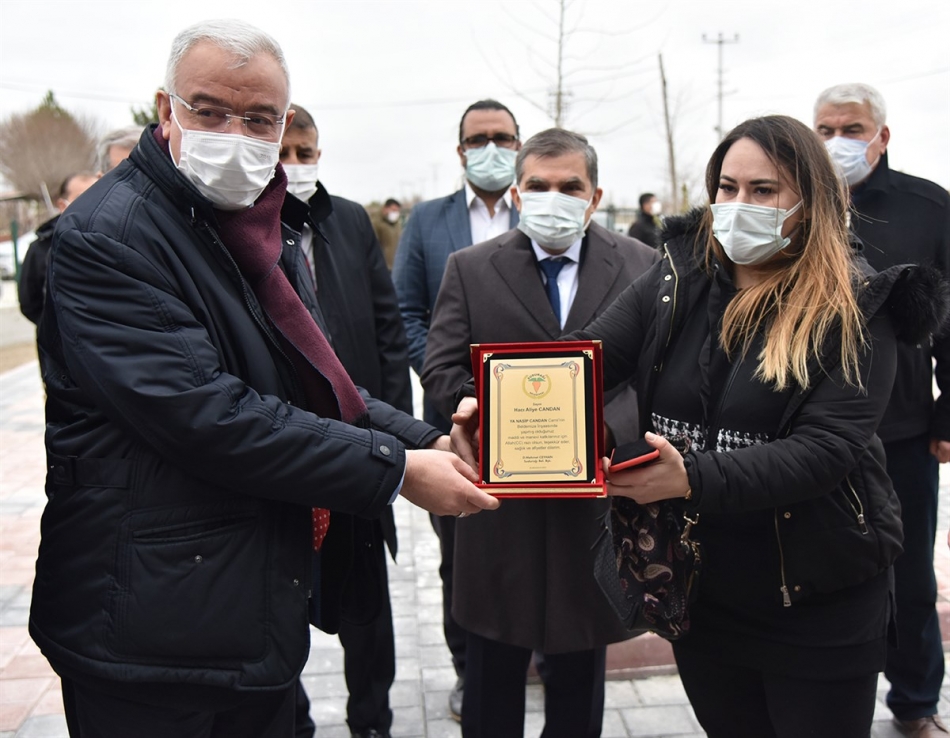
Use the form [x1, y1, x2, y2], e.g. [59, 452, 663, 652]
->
[17, 215, 58, 325]
[283, 186, 413, 622]
[30, 126, 439, 692]
[572, 208, 948, 604]
[850, 152, 950, 442]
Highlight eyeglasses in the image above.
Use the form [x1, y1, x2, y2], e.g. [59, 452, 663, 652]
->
[460, 133, 519, 150]
[170, 94, 285, 141]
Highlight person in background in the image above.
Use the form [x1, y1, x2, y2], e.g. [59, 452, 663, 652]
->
[97, 125, 141, 174]
[370, 198, 402, 270]
[29, 19, 497, 738]
[392, 98, 521, 720]
[17, 171, 98, 325]
[814, 82, 950, 738]
[281, 103, 409, 738]
[422, 127, 658, 738]
[452, 115, 948, 737]
[626, 192, 662, 248]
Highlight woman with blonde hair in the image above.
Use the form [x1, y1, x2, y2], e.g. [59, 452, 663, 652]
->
[580, 114, 949, 735]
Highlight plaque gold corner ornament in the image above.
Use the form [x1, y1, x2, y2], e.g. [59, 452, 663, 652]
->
[583, 349, 593, 360]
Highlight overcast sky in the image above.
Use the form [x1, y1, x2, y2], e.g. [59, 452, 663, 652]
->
[1, 0, 948, 208]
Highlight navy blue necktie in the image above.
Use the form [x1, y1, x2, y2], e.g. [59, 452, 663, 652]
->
[539, 258, 567, 325]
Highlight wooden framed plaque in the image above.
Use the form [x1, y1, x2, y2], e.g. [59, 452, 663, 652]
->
[470, 340, 605, 498]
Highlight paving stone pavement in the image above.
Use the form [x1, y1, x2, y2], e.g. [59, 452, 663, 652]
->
[1, 353, 949, 737]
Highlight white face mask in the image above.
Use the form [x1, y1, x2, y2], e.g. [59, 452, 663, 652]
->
[648, 201, 663, 216]
[517, 190, 592, 253]
[172, 109, 281, 210]
[284, 163, 320, 203]
[711, 200, 803, 266]
[464, 142, 517, 192]
[824, 130, 880, 187]
[385, 210, 400, 224]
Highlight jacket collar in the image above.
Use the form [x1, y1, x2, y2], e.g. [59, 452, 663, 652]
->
[851, 151, 891, 199]
[486, 222, 623, 338]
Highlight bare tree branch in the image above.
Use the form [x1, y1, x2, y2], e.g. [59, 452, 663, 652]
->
[0, 93, 101, 200]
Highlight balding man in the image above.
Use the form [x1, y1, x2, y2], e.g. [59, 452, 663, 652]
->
[29, 19, 496, 738]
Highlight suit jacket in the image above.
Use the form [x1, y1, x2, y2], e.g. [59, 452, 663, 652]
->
[392, 187, 519, 375]
[421, 223, 659, 653]
[284, 186, 412, 565]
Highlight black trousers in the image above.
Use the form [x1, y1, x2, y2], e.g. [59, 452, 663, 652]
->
[338, 537, 396, 733]
[883, 434, 944, 720]
[672, 644, 877, 738]
[461, 631, 606, 738]
[423, 396, 468, 679]
[61, 676, 296, 738]
[430, 511, 467, 678]
[295, 527, 396, 736]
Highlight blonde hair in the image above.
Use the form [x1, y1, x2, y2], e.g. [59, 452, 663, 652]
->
[702, 116, 865, 391]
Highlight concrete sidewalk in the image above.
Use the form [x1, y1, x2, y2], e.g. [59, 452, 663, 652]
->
[1, 347, 949, 736]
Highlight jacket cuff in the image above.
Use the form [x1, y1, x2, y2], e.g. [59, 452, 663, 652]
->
[454, 380, 476, 409]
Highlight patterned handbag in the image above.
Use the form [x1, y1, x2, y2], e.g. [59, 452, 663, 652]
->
[593, 496, 702, 640]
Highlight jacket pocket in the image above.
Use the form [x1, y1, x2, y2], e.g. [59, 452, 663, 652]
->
[110, 509, 268, 662]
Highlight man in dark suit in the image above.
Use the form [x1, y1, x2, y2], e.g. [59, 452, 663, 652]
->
[281, 104, 409, 738]
[421, 128, 660, 738]
[392, 99, 521, 718]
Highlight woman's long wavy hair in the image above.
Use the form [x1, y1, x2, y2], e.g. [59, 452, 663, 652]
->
[699, 115, 865, 391]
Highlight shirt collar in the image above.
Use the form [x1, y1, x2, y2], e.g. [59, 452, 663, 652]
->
[464, 180, 513, 211]
[530, 237, 583, 264]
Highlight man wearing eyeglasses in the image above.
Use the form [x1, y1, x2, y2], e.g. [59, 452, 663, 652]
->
[391, 98, 521, 720]
[28, 19, 497, 738]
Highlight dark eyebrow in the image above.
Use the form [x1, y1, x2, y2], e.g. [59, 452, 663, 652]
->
[523, 176, 550, 187]
[749, 178, 780, 185]
[720, 175, 737, 182]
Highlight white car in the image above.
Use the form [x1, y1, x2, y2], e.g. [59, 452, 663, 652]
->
[0, 231, 36, 279]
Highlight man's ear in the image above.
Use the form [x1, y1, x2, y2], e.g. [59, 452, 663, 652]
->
[878, 125, 891, 152]
[156, 90, 173, 141]
[511, 185, 522, 211]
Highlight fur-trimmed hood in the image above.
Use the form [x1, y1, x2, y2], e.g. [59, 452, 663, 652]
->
[658, 207, 950, 347]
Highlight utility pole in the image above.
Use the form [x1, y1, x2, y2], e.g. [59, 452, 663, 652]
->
[702, 32, 739, 140]
[550, 0, 569, 127]
[658, 54, 678, 213]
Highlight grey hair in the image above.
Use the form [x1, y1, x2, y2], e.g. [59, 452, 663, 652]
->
[164, 19, 291, 106]
[98, 126, 141, 173]
[515, 128, 598, 189]
[814, 83, 887, 128]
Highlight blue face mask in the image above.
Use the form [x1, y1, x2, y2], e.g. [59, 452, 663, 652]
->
[464, 142, 517, 192]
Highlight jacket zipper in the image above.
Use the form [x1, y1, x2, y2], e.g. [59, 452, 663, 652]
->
[773, 510, 792, 607]
[844, 478, 869, 534]
[658, 245, 679, 372]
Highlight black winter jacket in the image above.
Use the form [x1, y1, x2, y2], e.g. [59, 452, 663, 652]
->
[17, 215, 58, 325]
[29, 127, 439, 691]
[573, 209, 949, 605]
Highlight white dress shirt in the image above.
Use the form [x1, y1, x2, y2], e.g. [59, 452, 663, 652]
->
[465, 181, 513, 245]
